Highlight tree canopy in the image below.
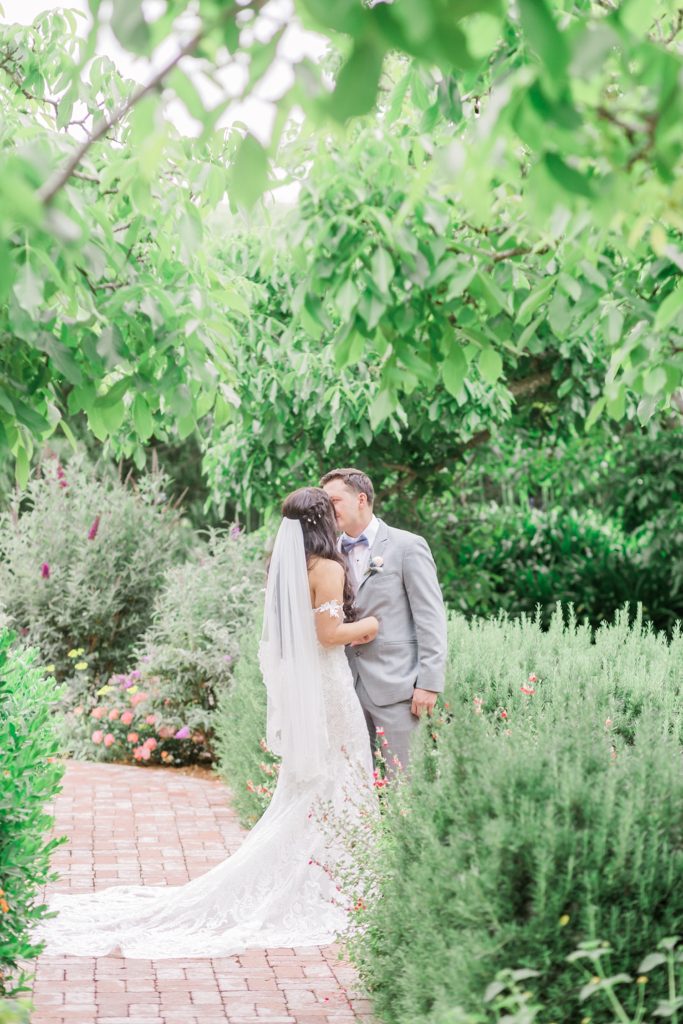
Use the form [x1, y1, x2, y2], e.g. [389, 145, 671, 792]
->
[0, 0, 681, 489]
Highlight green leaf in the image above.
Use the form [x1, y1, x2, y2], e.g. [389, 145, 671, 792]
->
[12, 262, 43, 317]
[644, 367, 667, 395]
[585, 396, 605, 430]
[478, 346, 504, 385]
[618, 0, 653, 35]
[229, 134, 269, 209]
[368, 388, 396, 429]
[605, 382, 626, 421]
[372, 248, 395, 293]
[442, 343, 467, 397]
[328, 39, 385, 122]
[132, 394, 154, 440]
[544, 153, 593, 197]
[111, 0, 151, 54]
[14, 445, 29, 489]
[335, 279, 360, 321]
[518, 0, 569, 74]
[517, 279, 555, 325]
[654, 282, 683, 331]
[167, 67, 206, 122]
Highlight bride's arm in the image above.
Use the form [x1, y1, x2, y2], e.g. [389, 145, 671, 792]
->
[311, 560, 378, 648]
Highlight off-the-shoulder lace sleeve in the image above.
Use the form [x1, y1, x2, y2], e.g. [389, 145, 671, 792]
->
[313, 600, 343, 618]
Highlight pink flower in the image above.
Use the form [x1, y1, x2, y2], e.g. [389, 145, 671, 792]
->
[127, 732, 139, 743]
[144, 737, 158, 751]
[500, 709, 508, 720]
[91, 707, 106, 720]
[174, 726, 190, 740]
[139, 745, 151, 761]
[133, 746, 144, 761]
[103, 733, 115, 748]
[56, 463, 68, 488]
[158, 725, 174, 739]
[108, 708, 120, 721]
[91, 730, 104, 744]
[528, 673, 538, 683]
[145, 714, 156, 725]
[40, 563, 50, 579]
[520, 685, 535, 696]
[87, 515, 101, 541]
[120, 710, 134, 725]
[130, 692, 147, 707]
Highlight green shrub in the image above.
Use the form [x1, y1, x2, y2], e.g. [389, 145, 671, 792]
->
[0, 1000, 31, 1024]
[0, 631, 65, 997]
[213, 620, 280, 826]
[348, 610, 683, 1024]
[58, 528, 267, 766]
[0, 455, 190, 680]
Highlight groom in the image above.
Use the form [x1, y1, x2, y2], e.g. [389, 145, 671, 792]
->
[321, 468, 447, 772]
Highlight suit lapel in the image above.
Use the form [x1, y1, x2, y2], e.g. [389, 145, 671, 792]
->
[357, 519, 389, 593]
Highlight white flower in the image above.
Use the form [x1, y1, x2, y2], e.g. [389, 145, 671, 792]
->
[372, 556, 384, 567]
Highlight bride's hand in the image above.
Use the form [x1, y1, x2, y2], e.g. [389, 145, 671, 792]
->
[350, 616, 379, 646]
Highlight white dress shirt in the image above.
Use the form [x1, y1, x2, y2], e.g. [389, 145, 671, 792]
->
[341, 515, 379, 591]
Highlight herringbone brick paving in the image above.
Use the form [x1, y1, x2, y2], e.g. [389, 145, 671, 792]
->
[28, 761, 374, 1024]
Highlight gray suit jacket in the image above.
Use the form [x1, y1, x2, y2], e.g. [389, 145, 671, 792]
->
[346, 519, 448, 706]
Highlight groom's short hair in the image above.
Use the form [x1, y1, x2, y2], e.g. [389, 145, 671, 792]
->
[320, 467, 374, 506]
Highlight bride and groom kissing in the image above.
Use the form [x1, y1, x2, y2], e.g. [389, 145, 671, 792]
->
[37, 467, 447, 960]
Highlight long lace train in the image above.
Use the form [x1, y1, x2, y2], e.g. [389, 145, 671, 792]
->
[35, 638, 375, 959]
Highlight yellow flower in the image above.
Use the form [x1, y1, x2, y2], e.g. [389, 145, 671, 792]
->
[128, 685, 138, 694]
[67, 649, 79, 658]
[96, 684, 111, 696]
[637, 976, 648, 985]
[75, 661, 89, 671]
[559, 914, 570, 926]
[45, 664, 55, 673]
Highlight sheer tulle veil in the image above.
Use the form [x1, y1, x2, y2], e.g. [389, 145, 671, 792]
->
[259, 516, 331, 781]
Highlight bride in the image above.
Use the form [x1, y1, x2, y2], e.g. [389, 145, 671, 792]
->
[36, 486, 379, 959]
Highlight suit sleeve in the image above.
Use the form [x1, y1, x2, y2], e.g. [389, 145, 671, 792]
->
[402, 536, 448, 693]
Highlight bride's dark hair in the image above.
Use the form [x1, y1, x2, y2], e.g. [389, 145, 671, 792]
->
[281, 486, 356, 622]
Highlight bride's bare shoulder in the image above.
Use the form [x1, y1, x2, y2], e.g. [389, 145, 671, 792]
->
[308, 557, 344, 582]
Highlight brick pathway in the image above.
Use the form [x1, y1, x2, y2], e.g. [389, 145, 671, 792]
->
[29, 761, 374, 1024]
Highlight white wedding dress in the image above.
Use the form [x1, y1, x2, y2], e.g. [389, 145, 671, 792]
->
[35, 601, 375, 959]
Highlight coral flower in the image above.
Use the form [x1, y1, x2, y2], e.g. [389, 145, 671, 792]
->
[520, 685, 535, 695]
[139, 746, 151, 761]
[500, 709, 508, 720]
[103, 733, 115, 748]
[145, 714, 156, 725]
[91, 730, 104, 744]
[144, 737, 158, 751]
[91, 707, 106, 720]
[120, 710, 134, 726]
[528, 673, 538, 683]
[127, 732, 139, 743]
[40, 562, 50, 579]
[158, 725, 174, 739]
[108, 708, 120, 721]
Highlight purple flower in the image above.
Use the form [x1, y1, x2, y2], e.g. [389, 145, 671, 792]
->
[40, 562, 50, 579]
[130, 669, 141, 680]
[230, 524, 243, 540]
[87, 515, 101, 541]
[174, 726, 191, 740]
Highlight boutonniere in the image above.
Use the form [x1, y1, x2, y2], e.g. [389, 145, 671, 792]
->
[364, 555, 384, 577]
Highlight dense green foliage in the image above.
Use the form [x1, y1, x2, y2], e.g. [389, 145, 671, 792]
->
[348, 609, 682, 1023]
[0, 454, 189, 679]
[1, 1, 681, 485]
[218, 607, 682, 1022]
[213, 621, 281, 826]
[0, 631, 65, 997]
[59, 526, 266, 765]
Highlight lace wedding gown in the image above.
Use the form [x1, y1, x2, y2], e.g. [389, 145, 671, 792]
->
[35, 602, 375, 959]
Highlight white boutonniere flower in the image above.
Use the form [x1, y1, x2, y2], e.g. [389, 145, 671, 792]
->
[364, 555, 384, 577]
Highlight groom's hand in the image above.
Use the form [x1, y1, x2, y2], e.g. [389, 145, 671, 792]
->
[411, 687, 438, 718]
